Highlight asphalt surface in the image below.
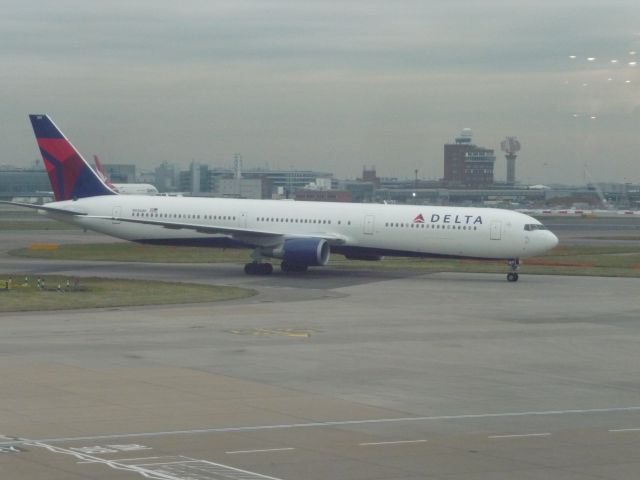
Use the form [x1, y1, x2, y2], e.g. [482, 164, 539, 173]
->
[1, 221, 640, 480]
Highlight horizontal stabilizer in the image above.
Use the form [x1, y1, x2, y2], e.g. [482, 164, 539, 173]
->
[0, 200, 87, 216]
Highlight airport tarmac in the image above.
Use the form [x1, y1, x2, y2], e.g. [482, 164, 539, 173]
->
[1, 228, 640, 479]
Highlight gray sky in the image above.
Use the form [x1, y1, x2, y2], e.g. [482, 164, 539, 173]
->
[1, 0, 639, 184]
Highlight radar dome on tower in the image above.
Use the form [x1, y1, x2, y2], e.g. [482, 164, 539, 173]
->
[455, 128, 473, 144]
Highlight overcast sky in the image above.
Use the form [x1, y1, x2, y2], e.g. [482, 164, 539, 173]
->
[1, 0, 639, 184]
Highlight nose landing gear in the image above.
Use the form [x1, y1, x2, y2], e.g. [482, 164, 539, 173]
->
[507, 259, 520, 282]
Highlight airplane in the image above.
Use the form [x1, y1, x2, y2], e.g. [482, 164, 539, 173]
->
[93, 154, 159, 195]
[3, 114, 558, 281]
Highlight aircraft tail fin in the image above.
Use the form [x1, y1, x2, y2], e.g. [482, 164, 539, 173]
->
[29, 114, 117, 201]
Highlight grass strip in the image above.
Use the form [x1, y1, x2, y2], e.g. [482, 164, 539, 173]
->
[9, 243, 640, 277]
[0, 220, 77, 230]
[0, 275, 256, 312]
[11, 243, 249, 263]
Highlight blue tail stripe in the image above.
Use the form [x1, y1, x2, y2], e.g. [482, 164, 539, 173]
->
[30, 115, 64, 138]
[29, 114, 117, 200]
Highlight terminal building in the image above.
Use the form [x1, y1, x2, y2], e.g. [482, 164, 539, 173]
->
[0, 166, 51, 202]
[443, 129, 496, 187]
[176, 161, 333, 199]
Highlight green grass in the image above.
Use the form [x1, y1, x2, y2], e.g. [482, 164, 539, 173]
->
[331, 245, 640, 277]
[9, 242, 640, 278]
[0, 220, 77, 230]
[0, 210, 77, 230]
[0, 275, 256, 312]
[11, 243, 250, 263]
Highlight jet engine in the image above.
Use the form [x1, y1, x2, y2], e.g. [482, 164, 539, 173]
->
[265, 238, 330, 266]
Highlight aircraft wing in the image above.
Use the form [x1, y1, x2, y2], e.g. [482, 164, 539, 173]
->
[0, 201, 88, 216]
[86, 215, 348, 246]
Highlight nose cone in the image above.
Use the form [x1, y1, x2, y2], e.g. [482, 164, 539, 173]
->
[527, 230, 559, 256]
[547, 231, 559, 250]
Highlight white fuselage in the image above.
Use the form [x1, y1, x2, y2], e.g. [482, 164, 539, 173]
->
[44, 196, 558, 260]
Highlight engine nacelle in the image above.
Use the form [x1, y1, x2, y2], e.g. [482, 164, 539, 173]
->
[265, 238, 330, 266]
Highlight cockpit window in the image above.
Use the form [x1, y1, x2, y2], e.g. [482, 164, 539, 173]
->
[524, 224, 547, 231]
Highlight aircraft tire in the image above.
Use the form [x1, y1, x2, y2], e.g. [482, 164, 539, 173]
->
[245, 263, 273, 275]
[507, 272, 519, 282]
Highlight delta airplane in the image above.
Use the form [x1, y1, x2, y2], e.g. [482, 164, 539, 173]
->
[3, 114, 558, 281]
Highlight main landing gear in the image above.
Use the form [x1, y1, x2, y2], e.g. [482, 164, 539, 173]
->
[507, 258, 520, 282]
[244, 262, 273, 275]
[243, 261, 309, 275]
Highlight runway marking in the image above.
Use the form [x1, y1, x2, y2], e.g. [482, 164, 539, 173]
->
[78, 455, 167, 464]
[359, 439, 427, 446]
[609, 428, 640, 433]
[226, 447, 295, 454]
[17, 437, 285, 480]
[228, 328, 319, 338]
[0, 446, 23, 454]
[3, 406, 640, 447]
[488, 433, 551, 439]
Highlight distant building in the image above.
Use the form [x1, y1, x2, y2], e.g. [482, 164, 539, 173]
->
[241, 169, 333, 198]
[443, 129, 495, 187]
[217, 178, 265, 199]
[340, 180, 375, 203]
[179, 162, 210, 194]
[173, 162, 332, 198]
[103, 164, 136, 183]
[154, 162, 178, 192]
[0, 167, 51, 200]
[295, 190, 352, 202]
[361, 166, 380, 187]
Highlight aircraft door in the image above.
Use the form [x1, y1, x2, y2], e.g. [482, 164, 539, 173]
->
[363, 215, 375, 235]
[112, 206, 122, 224]
[239, 211, 248, 228]
[490, 221, 502, 240]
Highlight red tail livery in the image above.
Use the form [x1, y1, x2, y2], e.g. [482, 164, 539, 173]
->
[29, 114, 116, 201]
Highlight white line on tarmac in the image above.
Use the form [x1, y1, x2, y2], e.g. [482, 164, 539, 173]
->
[3, 406, 640, 446]
[359, 440, 427, 446]
[488, 433, 551, 439]
[20, 439, 183, 480]
[609, 428, 640, 433]
[21, 438, 285, 480]
[226, 447, 295, 454]
[108, 456, 168, 462]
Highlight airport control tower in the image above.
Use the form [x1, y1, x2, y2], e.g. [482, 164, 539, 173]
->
[500, 136, 521, 184]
